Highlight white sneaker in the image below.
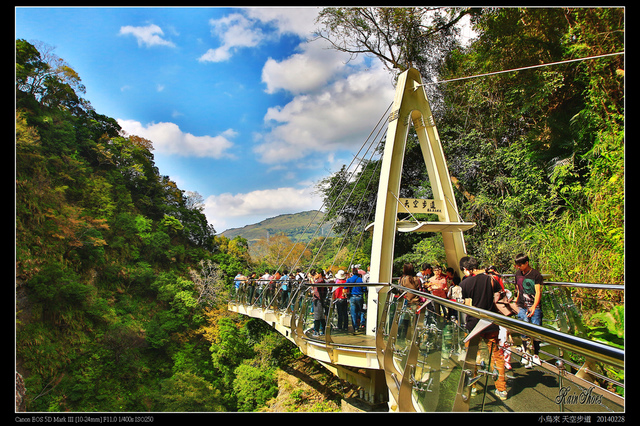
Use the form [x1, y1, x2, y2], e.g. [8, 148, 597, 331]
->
[531, 355, 541, 366]
[494, 389, 508, 400]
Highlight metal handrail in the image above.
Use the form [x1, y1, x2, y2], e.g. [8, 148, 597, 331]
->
[299, 281, 384, 287]
[544, 281, 625, 291]
[389, 283, 625, 369]
[500, 275, 625, 291]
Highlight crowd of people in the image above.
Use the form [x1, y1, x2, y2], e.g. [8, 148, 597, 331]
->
[232, 265, 370, 336]
[395, 253, 544, 402]
[233, 252, 545, 402]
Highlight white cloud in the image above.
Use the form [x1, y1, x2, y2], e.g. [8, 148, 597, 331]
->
[204, 185, 323, 232]
[119, 24, 176, 48]
[244, 7, 320, 39]
[198, 8, 321, 63]
[198, 13, 263, 63]
[117, 119, 236, 159]
[254, 60, 395, 163]
[262, 38, 352, 94]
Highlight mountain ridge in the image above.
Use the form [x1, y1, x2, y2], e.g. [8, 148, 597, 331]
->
[220, 210, 333, 244]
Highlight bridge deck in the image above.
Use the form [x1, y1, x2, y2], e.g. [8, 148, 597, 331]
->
[303, 327, 376, 348]
[469, 348, 624, 413]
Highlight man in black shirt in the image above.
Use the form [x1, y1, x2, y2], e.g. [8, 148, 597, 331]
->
[460, 256, 508, 400]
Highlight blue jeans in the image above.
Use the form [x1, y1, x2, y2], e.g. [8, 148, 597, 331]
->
[517, 307, 542, 325]
[518, 306, 542, 354]
[350, 295, 364, 329]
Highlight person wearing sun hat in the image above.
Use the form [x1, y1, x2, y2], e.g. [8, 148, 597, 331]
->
[333, 270, 348, 331]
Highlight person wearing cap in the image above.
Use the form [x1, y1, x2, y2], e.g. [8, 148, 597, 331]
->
[333, 270, 348, 332]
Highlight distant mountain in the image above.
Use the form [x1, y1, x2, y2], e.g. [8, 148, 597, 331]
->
[220, 210, 334, 244]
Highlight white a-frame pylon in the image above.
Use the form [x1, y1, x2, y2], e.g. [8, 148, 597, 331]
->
[367, 68, 475, 334]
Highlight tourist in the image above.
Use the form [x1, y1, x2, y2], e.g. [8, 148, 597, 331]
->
[246, 272, 257, 304]
[487, 265, 513, 369]
[280, 269, 290, 308]
[514, 253, 544, 368]
[363, 265, 370, 283]
[427, 265, 448, 316]
[312, 270, 327, 336]
[417, 263, 433, 285]
[333, 270, 349, 331]
[233, 272, 245, 298]
[445, 267, 462, 321]
[398, 263, 421, 340]
[268, 270, 281, 308]
[459, 256, 508, 400]
[347, 267, 366, 333]
[486, 265, 505, 290]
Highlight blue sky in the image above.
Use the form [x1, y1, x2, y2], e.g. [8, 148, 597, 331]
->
[15, 7, 450, 233]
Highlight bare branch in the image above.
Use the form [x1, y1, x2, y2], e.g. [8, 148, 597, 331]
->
[190, 259, 226, 307]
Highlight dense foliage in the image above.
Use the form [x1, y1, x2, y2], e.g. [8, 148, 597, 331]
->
[316, 8, 624, 287]
[15, 39, 299, 412]
[439, 8, 624, 284]
[313, 7, 624, 394]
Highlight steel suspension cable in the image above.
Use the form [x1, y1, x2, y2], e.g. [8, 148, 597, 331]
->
[327, 134, 386, 273]
[303, 116, 388, 274]
[274, 101, 393, 274]
[424, 51, 624, 86]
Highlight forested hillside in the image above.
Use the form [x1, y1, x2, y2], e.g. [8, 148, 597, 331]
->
[221, 210, 333, 244]
[15, 39, 315, 412]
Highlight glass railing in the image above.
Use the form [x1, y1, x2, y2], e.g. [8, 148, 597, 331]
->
[375, 285, 468, 412]
[291, 282, 380, 350]
[379, 281, 624, 412]
[232, 278, 300, 312]
[230, 278, 381, 348]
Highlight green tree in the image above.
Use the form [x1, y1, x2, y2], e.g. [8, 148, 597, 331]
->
[316, 7, 473, 77]
[210, 317, 254, 382]
[438, 7, 623, 280]
[316, 8, 623, 285]
[16, 39, 234, 412]
[233, 362, 278, 412]
[156, 372, 224, 412]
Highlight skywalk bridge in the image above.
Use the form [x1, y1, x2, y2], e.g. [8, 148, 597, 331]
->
[228, 67, 624, 412]
[228, 278, 624, 412]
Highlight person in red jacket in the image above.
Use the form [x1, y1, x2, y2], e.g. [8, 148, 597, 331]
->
[332, 270, 349, 332]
